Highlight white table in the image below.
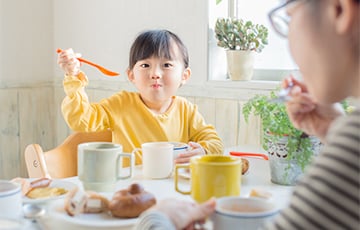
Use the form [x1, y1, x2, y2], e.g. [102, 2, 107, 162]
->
[26, 145, 294, 230]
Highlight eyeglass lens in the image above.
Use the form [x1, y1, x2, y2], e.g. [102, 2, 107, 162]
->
[271, 10, 290, 37]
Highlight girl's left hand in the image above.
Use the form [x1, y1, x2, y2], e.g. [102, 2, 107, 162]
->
[174, 142, 206, 164]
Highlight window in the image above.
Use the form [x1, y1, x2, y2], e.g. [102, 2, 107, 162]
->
[208, 0, 298, 81]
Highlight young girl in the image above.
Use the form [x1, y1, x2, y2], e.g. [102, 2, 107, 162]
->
[57, 29, 223, 166]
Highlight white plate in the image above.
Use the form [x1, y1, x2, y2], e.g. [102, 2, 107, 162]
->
[23, 180, 77, 204]
[48, 199, 137, 228]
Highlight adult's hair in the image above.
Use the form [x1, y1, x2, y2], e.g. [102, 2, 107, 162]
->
[128, 29, 189, 70]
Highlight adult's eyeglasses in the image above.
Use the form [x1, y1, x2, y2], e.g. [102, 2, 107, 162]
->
[268, 0, 302, 38]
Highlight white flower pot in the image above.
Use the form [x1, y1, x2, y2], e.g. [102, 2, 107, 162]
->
[266, 135, 322, 186]
[226, 50, 255, 81]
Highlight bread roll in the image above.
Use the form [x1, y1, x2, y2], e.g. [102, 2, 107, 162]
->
[109, 183, 156, 218]
[64, 187, 109, 216]
[241, 158, 250, 175]
[64, 187, 87, 216]
[11, 177, 52, 196]
[84, 191, 110, 213]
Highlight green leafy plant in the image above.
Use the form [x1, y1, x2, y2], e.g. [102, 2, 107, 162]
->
[243, 89, 351, 173]
[214, 18, 269, 52]
[242, 90, 316, 172]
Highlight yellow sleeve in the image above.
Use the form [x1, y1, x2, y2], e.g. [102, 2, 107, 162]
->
[190, 117, 224, 155]
[184, 101, 224, 155]
[61, 72, 111, 132]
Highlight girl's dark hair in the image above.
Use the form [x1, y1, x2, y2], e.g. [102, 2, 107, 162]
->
[128, 29, 189, 69]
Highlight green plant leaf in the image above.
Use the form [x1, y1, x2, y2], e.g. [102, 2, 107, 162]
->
[243, 89, 350, 172]
[214, 17, 268, 52]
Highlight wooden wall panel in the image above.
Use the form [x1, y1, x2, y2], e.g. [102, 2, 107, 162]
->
[238, 101, 262, 146]
[194, 97, 216, 126]
[215, 99, 239, 149]
[54, 87, 71, 145]
[0, 90, 20, 179]
[19, 87, 55, 177]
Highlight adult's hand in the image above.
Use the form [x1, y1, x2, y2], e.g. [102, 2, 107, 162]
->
[284, 77, 344, 142]
[150, 198, 216, 230]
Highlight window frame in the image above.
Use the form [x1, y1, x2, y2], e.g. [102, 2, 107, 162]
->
[207, 0, 298, 83]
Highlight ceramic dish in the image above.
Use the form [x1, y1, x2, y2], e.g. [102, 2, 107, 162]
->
[48, 199, 137, 229]
[22, 180, 77, 204]
[0, 218, 29, 230]
[170, 142, 188, 151]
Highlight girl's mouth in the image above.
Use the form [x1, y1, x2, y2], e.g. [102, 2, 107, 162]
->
[151, 83, 162, 89]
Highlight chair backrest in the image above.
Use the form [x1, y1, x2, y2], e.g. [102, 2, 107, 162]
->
[25, 130, 112, 178]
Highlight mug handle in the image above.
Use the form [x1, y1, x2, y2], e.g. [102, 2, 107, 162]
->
[116, 153, 133, 180]
[174, 164, 191, 195]
[131, 148, 143, 165]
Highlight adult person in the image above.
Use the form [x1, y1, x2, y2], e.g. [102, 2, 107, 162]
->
[134, 0, 360, 229]
[57, 30, 223, 167]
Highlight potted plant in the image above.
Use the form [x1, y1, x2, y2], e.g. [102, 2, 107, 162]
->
[214, 17, 268, 81]
[242, 89, 322, 185]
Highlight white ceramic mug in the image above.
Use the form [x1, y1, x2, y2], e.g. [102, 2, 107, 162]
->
[132, 142, 174, 179]
[0, 180, 22, 219]
[211, 197, 279, 230]
[78, 142, 133, 192]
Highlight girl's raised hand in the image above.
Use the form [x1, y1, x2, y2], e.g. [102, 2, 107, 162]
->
[57, 48, 82, 76]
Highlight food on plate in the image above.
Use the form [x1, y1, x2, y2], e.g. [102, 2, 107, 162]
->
[64, 183, 155, 218]
[64, 187, 87, 216]
[64, 187, 109, 216]
[29, 177, 52, 188]
[27, 187, 67, 199]
[84, 191, 110, 213]
[11, 177, 67, 199]
[109, 183, 156, 218]
[241, 158, 250, 175]
[11, 177, 32, 195]
[249, 188, 272, 200]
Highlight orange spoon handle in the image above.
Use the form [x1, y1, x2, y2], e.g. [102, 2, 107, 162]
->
[56, 48, 119, 77]
[229, 152, 269, 160]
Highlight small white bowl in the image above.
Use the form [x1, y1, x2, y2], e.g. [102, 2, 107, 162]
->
[0, 180, 22, 220]
[0, 218, 28, 230]
[169, 142, 189, 159]
[211, 197, 279, 230]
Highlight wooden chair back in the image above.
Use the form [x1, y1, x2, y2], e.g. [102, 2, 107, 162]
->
[25, 130, 112, 178]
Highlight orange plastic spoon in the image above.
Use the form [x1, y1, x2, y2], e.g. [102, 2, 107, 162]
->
[56, 48, 119, 77]
[229, 152, 269, 160]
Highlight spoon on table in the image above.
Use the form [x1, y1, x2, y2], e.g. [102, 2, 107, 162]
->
[56, 48, 120, 77]
[229, 152, 269, 160]
[23, 204, 46, 222]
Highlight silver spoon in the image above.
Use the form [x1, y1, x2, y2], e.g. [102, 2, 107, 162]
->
[23, 204, 46, 221]
[269, 81, 294, 103]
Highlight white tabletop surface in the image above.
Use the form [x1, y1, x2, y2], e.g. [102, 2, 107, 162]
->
[23, 145, 294, 230]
